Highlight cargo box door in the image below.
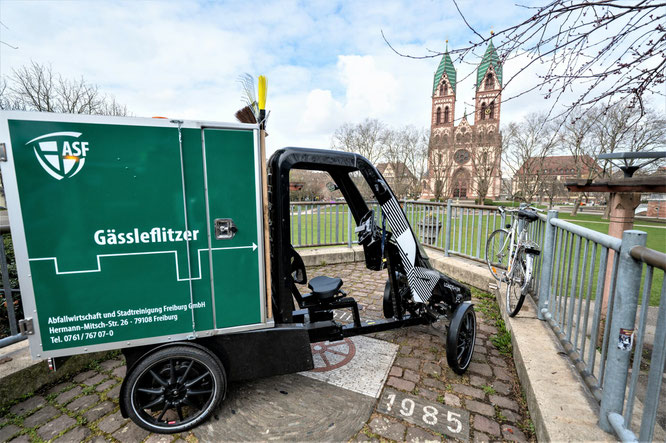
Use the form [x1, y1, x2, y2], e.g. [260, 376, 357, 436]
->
[202, 128, 264, 329]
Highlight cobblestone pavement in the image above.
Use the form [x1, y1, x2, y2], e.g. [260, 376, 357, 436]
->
[1, 262, 535, 442]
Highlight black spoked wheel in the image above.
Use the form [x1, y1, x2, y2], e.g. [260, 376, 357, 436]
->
[446, 302, 476, 375]
[506, 252, 527, 317]
[123, 346, 226, 434]
[383, 280, 394, 318]
[486, 229, 510, 281]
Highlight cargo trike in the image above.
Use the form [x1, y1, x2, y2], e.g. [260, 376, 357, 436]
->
[0, 112, 475, 433]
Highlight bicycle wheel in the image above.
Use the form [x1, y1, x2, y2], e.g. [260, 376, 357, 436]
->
[506, 251, 527, 317]
[486, 229, 510, 281]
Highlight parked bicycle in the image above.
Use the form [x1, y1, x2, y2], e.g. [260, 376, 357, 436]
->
[485, 205, 542, 317]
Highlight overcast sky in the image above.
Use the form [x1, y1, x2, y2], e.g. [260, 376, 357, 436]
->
[1, 0, 660, 154]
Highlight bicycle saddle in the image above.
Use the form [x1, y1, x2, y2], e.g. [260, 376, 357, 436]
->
[308, 276, 343, 301]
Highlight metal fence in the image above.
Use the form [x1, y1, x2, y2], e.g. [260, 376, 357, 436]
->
[535, 210, 665, 441]
[0, 226, 24, 348]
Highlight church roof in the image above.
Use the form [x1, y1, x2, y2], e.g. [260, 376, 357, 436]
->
[433, 50, 456, 95]
[477, 41, 502, 88]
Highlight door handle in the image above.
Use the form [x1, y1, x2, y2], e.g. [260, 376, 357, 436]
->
[215, 218, 238, 239]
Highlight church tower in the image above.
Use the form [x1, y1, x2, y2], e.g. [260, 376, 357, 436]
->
[423, 39, 503, 202]
[474, 41, 502, 128]
[431, 43, 456, 130]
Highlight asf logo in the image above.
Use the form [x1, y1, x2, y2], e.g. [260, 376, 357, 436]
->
[25, 132, 90, 180]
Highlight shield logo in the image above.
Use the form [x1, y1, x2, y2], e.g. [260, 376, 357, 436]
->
[25, 132, 89, 180]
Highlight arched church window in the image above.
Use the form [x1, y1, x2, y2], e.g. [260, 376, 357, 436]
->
[439, 84, 443, 96]
[444, 106, 450, 123]
[480, 102, 487, 120]
[486, 73, 494, 90]
[436, 107, 441, 124]
[489, 101, 495, 119]
[443, 83, 448, 95]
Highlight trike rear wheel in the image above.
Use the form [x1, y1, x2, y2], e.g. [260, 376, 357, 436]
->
[446, 302, 476, 375]
[122, 345, 226, 434]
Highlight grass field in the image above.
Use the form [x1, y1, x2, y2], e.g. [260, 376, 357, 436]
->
[290, 203, 664, 305]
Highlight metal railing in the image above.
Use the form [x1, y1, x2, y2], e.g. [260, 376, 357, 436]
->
[535, 210, 665, 441]
[0, 226, 24, 348]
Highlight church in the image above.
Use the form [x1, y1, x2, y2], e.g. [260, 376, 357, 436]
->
[422, 41, 503, 201]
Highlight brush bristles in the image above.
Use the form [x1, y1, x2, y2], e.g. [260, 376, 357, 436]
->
[235, 106, 257, 124]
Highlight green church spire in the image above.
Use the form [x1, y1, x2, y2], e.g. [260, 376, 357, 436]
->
[432, 41, 456, 95]
[476, 40, 502, 89]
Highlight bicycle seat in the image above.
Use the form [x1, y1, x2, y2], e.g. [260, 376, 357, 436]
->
[308, 276, 343, 301]
[517, 209, 539, 221]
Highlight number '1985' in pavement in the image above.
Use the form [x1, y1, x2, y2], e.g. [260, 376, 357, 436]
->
[378, 388, 470, 441]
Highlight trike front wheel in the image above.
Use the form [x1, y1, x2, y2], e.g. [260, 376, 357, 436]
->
[446, 302, 476, 375]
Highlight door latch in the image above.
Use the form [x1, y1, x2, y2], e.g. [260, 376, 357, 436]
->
[215, 218, 238, 240]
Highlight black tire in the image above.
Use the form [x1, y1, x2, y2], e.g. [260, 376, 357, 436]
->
[383, 280, 394, 318]
[446, 302, 476, 375]
[506, 252, 527, 317]
[486, 229, 510, 281]
[122, 345, 226, 434]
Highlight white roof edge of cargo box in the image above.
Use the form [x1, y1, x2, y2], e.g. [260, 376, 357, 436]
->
[0, 110, 260, 131]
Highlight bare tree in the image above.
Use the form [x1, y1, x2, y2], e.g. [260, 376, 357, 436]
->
[540, 175, 567, 208]
[402, 127, 430, 199]
[427, 135, 451, 201]
[0, 61, 127, 116]
[331, 118, 386, 164]
[504, 113, 559, 202]
[469, 143, 501, 203]
[384, 1, 665, 119]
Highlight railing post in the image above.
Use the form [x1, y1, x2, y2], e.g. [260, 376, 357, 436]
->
[347, 207, 353, 248]
[444, 199, 452, 256]
[598, 230, 647, 432]
[537, 210, 558, 321]
[0, 234, 18, 336]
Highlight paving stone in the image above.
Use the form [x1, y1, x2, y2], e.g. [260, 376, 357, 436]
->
[473, 431, 491, 442]
[368, 416, 405, 441]
[84, 401, 115, 422]
[113, 422, 150, 443]
[403, 369, 420, 383]
[395, 357, 420, 372]
[144, 434, 174, 443]
[0, 417, 6, 427]
[466, 400, 495, 417]
[473, 414, 501, 436]
[67, 394, 99, 412]
[468, 362, 493, 377]
[106, 384, 121, 400]
[469, 375, 486, 386]
[23, 405, 60, 428]
[499, 409, 520, 423]
[472, 352, 487, 363]
[389, 366, 403, 377]
[10, 396, 46, 416]
[0, 424, 21, 442]
[399, 345, 413, 355]
[452, 384, 485, 400]
[98, 411, 127, 434]
[387, 376, 415, 392]
[73, 370, 97, 383]
[89, 436, 112, 443]
[405, 425, 440, 442]
[502, 424, 528, 442]
[418, 388, 439, 402]
[489, 395, 519, 411]
[36, 414, 76, 440]
[112, 366, 127, 378]
[489, 356, 507, 367]
[474, 345, 488, 355]
[411, 349, 436, 360]
[493, 367, 512, 381]
[47, 382, 73, 396]
[99, 359, 124, 371]
[95, 379, 118, 392]
[422, 362, 441, 377]
[422, 377, 447, 391]
[55, 386, 83, 405]
[479, 324, 498, 334]
[491, 381, 512, 396]
[83, 373, 107, 386]
[445, 393, 462, 407]
[55, 426, 91, 442]
[9, 435, 31, 443]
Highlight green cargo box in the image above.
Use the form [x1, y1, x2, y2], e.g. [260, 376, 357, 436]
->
[0, 112, 268, 359]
